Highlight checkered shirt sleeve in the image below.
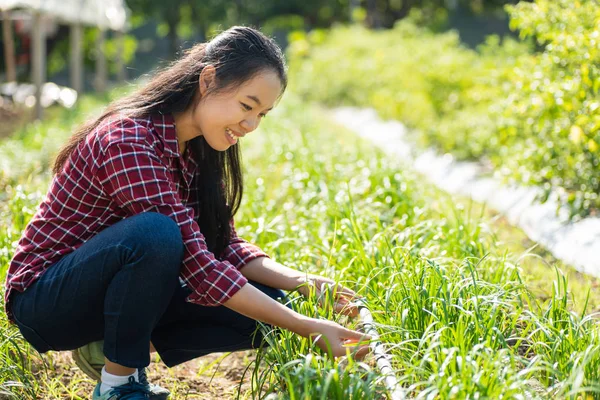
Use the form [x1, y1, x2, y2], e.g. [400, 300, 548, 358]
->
[221, 219, 270, 270]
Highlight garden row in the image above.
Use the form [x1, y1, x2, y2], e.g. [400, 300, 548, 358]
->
[1, 91, 599, 398]
[286, 0, 600, 220]
[242, 94, 600, 399]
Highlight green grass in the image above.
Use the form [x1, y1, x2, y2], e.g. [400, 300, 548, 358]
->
[238, 94, 600, 399]
[1, 89, 600, 398]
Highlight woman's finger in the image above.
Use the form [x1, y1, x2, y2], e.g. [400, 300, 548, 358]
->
[334, 301, 359, 317]
[333, 284, 357, 297]
[353, 344, 371, 360]
[337, 292, 360, 303]
[343, 340, 372, 359]
[341, 327, 372, 341]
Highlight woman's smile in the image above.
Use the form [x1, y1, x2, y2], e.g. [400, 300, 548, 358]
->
[225, 128, 238, 145]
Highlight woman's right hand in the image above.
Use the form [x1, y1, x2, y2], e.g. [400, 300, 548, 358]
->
[224, 284, 371, 359]
[302, 318, 371, 359]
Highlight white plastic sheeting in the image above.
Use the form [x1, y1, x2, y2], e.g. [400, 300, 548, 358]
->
[333, 107, 600, 278]
[0, 0, 127, 30]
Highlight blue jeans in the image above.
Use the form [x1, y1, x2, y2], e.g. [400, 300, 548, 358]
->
[10, 212, 286, 368]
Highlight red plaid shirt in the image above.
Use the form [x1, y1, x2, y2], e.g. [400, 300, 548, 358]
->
[5, 113, 268, 322]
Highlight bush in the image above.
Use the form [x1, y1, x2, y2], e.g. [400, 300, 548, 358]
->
[287, 1, 600, 218]
[497, 0, 600, 217]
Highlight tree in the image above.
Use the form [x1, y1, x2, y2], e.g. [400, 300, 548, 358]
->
[126, 0, 228, 58]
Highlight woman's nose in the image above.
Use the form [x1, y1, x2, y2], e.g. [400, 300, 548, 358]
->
[241, 117, 259, 133]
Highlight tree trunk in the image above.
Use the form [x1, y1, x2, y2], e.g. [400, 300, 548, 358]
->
[116, 30, 126, 82]
[2, 11, 16, 82]
[31, 12, 46, 120]
[93, 28, 107, 92]
[366, 0, 381, 29]
[70, 23, 83, 93]
[168, 19, 178, 59]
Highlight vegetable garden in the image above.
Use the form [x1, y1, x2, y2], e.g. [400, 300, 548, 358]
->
[2, 0, 600, 398]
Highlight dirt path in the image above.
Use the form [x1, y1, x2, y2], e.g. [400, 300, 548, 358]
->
[37, 350, 257, 399]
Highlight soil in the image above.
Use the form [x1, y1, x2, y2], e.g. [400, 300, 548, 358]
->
[36, 350, 258, 399]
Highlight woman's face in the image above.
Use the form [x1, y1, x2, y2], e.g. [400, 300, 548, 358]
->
[193, 68, 282, 151]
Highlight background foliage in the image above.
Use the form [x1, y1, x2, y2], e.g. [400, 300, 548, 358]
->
[0, 0, 526, 81]
[287, 0, 600, 219]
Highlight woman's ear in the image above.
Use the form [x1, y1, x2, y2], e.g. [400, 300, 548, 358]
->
[199, 65, 217, 96]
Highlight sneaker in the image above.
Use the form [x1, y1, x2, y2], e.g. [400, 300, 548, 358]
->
[92, 376, 151, 399]
[72, 340, 104, 380]
[138, 368, 170, 400]
[73, 341, 171, 400]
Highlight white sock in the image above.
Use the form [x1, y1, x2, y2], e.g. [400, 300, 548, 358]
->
[99, 366, 139, 395]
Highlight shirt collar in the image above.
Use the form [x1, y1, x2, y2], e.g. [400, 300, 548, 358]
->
[151, 112, 199, 180]
[151, 113, 181, 158]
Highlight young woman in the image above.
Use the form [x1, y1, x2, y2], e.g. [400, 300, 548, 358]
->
[4, 26, 370, 399]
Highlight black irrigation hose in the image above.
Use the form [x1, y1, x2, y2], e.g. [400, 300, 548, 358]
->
[355, 298, 405, 400]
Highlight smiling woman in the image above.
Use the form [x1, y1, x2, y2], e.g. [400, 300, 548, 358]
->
[4, 26, 369, 400]
[173, 66, 282, 152]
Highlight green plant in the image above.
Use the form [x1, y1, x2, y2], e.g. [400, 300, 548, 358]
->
[2, 86, 600, 398]
[287, 2, 600, 218]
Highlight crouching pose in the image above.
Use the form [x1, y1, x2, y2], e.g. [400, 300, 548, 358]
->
[5, 26, 369, 399]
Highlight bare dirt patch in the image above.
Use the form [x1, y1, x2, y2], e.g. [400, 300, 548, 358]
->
[35, 350, 257, 399]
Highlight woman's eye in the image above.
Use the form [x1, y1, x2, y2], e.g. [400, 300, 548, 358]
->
[241, 103, 252, 111]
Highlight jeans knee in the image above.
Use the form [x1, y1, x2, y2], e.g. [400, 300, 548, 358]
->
[124, 212, 184, 273]
[136, 212, 182, 247]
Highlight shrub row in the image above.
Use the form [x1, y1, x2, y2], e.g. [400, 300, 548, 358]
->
[287, 0, 600, 219]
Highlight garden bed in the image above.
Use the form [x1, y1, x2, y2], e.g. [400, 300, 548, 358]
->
[2, 89, 600, 398]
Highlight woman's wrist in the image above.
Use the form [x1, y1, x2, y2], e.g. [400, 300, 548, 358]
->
[294, 274, 327, 297]
[297, 277, 318, 298]
[290, 314, 316, 338]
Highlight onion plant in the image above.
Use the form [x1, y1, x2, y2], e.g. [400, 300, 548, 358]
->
[1, 90, 600, 398]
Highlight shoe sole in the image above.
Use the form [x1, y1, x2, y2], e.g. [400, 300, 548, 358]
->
[72, 348, 102, 381]
[149, 394, 169, 400]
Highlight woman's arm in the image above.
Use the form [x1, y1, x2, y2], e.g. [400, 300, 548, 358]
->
[240, 257, 359, 316]
[223, 283, 370, 358]
[239, 256, 305, 291]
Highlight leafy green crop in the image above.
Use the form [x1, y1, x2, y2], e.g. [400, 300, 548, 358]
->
[235, 95, 600, 399]
[1, 86, 600, 397]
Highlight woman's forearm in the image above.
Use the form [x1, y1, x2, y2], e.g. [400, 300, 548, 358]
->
[223, 282, 372, 358]
[223, 283, 312, 336]
[239, 257, 307, 291]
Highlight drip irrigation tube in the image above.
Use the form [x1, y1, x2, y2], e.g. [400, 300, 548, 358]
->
[355, 298, 405, 400]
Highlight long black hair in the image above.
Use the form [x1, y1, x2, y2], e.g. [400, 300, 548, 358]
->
[53, 26, 288, 256]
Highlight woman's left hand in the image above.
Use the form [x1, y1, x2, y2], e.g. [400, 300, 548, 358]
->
[297, 275, 360, 318]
